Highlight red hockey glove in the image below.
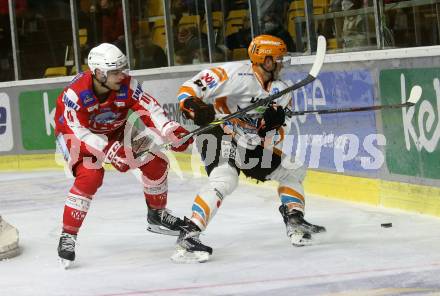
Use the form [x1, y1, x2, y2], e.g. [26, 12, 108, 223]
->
[257, 105, 286, 137]
[163, 122, 194, 152]
[104, 141, 130, 172]
[180, 97, 216, 126]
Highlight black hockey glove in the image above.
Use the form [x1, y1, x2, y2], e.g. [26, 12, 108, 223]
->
[257, 105, 286, 137]
[181, 97, 216, 126]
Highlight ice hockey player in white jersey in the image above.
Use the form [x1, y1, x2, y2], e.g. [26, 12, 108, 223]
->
[0, 215, 19, 260]
[172, 35, 326, 263]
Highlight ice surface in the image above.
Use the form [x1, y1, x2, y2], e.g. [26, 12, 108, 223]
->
[1, 170, 440, 296]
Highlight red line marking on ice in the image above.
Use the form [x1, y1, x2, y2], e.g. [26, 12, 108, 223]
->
[98, 262, 440, 296]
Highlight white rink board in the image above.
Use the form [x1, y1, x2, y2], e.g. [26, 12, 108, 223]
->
[1, 170, 440, 296]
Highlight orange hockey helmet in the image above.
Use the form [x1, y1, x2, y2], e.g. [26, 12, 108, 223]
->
[248, 35, 287, 65]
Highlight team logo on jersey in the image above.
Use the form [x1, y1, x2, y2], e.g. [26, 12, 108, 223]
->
[201, 73, 217, 89]
[92, 111, 119, 124]
[79, 90, 96, 107]
[116, 85, 128, 100]
[62, 94, 80, 111]
[114, 101, 125, 107]
[271, 87, 280, 94]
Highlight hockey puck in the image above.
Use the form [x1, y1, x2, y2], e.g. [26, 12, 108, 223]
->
[381, 223, 392, 228]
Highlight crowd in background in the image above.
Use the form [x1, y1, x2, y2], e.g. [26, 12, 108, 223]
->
[0, 0, 439, 81]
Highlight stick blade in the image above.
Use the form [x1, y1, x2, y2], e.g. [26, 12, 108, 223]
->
[407, 85, 422, 105]
[309, 36, 327, 78]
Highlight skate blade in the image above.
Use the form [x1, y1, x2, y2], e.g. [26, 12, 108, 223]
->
[170, 249, 210, 263]
[147, 225, 179, 236]
[59, 258, 74, 270]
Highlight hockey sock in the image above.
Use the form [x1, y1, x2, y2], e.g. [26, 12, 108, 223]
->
[62, 188, 92, 235]
[140, 154, 169, 209]
[278, 186, 305, 213]
[62, 164, 103, 235]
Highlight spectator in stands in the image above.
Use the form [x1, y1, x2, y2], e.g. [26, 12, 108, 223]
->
[261, 10, 296, 52]
[322, 0, 342, 40]
[91, 0, 124, 44]
[176, 26, 208, 62]
[226, 15, 252, 51]
[171, 0, 188, 28]
[341, 0, 368, 49]
[0, 0, 27, 81]
[134, 32, 167, 69]
[256, 0, 285, 26]
[175, 48, 193, 65]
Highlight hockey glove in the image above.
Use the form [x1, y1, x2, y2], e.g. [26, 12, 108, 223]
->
[104, 141, 130, 172]
[162, 121, 194, 152]
[180, 97, 216, 126]
[257, 105, 286, 137]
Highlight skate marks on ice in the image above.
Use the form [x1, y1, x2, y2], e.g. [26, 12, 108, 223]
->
[0, 170, 440, 295]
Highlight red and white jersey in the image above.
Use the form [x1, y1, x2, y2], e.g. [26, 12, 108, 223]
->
[177, 62, 292, 148]
[55, 71, 173, 153]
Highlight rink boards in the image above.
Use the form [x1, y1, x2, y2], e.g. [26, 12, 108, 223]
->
[0, 47, 440, 217]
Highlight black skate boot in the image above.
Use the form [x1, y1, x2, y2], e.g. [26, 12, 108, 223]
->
[147, 208, 185, 236]
[58, 232, 76, 269]
[279, 205, 326, 246]
[171, 217, 212, 263]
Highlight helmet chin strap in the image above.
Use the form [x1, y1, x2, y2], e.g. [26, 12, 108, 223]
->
[93, 73, 112, 91]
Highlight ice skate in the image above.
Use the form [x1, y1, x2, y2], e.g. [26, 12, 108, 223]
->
[58, 232, 76, 269]
[147, 208, 184, 236]
[279, 205, 326, 246]
[171, 217, 212, 263]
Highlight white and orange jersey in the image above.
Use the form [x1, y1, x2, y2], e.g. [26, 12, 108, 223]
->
[177, 62, 292, 148]
[55, 71, 174, 153]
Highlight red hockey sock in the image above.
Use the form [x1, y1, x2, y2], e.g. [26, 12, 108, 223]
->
[62, 163, 104, 234]
[140, 153, 169, 209]
[62, 189, 92, 235]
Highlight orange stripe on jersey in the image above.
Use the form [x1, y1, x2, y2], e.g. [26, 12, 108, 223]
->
[278, 186, 305, 204]
[210, 67, 228, 82]
[195, 195, 211, 221]
[274, 126, 285, 146]
[214, 96, 231, 114]
[273, 147, 283, 156]
[178, 86, 197, 98]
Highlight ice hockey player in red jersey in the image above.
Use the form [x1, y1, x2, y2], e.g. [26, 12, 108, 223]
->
[172, 35, 326, 263]
[54, 43, 193, 268]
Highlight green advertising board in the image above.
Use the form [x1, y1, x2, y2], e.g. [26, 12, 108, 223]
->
[380, 68, 440, 179]
[19, 89, 61, 150]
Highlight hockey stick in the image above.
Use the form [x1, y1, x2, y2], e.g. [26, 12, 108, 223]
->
[284, 85, 422, 117]
[134, 36, 326, 157]
[171, 35, 327, 146]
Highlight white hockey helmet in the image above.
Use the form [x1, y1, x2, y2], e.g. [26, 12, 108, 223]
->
[87, 43, 128, 76]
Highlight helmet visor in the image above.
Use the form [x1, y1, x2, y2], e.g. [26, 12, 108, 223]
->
[107, 66, 130, 76]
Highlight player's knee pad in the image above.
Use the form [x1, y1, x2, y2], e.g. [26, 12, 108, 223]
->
[207, 163, 239, 197]
[73, 163, 104, 196]
[268, 163, 306, 185]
